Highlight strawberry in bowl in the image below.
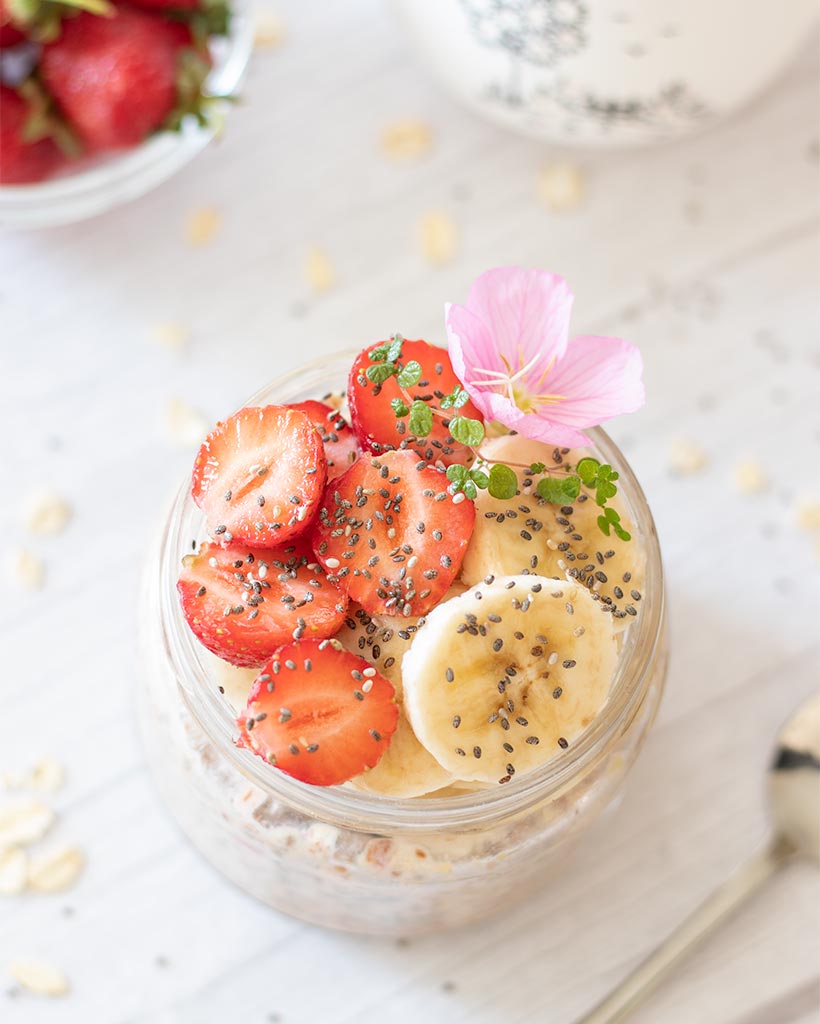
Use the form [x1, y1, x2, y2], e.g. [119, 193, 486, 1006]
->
[0, 0, 249, 226]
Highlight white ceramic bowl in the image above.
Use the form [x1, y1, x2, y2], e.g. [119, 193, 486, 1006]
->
[0, 7, 253, 229]
[392, 0, 818, 147]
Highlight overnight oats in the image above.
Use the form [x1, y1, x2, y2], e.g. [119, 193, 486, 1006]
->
[137, 267, 668, 935]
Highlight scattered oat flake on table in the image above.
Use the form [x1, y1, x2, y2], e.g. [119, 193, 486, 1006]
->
[6, 546, 45, 590]
[0, 801, 55, 849]
[668, 440, 707, 476]
[185, 206, 221, 247]
[254, 9, 286, 48]
[796, 501, 820, 533]
[166, 399, 210, 447]
[0, 769, 28, 791]
[150, 322, 189, 351]
[29, 758, 65, 793]
[538, 161, 584, 211]
[28, 844, 85, 893]
[381, 119, 433, 160]
[0, 847, 27, 895]
[23, 491, 72, 536]
[305, 246, 336, 293]
[418, 211, 458, 266]
[734, 460, 768, 495]
[8, 959, 69, 997]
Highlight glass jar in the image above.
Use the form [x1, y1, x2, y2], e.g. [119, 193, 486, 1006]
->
[137, 352, 668, 936]
[0, 5, 252, 230]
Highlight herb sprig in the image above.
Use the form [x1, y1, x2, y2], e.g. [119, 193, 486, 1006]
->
[367, 335, 629, 539]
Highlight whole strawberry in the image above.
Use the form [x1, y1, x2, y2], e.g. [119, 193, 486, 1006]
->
[0, 85, 65, 184]
[40, 7, 210, 150]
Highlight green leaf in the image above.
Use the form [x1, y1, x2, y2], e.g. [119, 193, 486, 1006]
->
[537, 475, 581, 504]
[487, 463, 518, 500]
[468, 468, 489, 489]
[463, 480, 477, 500]
[409, 400, 433, 438]
[446, 464, 468, 486]
[597, 514, 611, 536]
[575, 457, 600, 486]
[366, 362, 397, 385]
[595, 478, 618, 507]
[369, 343, 388, 362]
[528, 462, 546, 475]
[386, 334, 404, 362]
[397, 360, 422, 388]
[604, 507, 620, 523]
[613, 523, 631, 542]
[441, 386, 471, 410]
[390, 398, 409, 418]
[440, 388, 456, 410]
[449, 416, 485, 447]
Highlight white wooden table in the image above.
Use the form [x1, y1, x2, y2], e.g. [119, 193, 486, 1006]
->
[1, 3, 819, 1021]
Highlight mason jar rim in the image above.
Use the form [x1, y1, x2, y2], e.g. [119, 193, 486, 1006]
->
[156, 350, 665, 835]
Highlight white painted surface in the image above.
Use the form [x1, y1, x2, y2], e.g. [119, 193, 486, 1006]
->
[0, 3, 818, 1022]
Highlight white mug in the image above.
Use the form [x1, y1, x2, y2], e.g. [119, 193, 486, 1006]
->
[392, 0, 818, 147]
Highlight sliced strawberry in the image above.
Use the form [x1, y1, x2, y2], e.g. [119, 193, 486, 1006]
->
[310, 449, 475, 617]
[0, 85, 66, 184]
[177, 542, 348, 668]
[347, 339, 483, 467]
[288, 400, 359, 480]
[237, 640, 398, 786]
[191, 405, 327, 547]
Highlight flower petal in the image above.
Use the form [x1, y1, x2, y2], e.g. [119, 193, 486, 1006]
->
[481, 393, 593, 448]
[543, 335, 645, 428]
[446, 303, 501, 420]
[464, 267, 573, 373]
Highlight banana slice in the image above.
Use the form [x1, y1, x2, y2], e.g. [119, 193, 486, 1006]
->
[402, 575, 617, 784]
[339, 592, 464, 797]
[335, 604, 426, 690]
[336, 584, 467, 692]
[207, 654, 258, 712]
[461, 435, 645, 627]
[348, 708, 453, 797]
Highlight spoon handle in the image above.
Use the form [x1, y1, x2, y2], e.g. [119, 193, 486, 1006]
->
[578, 836, 793, 1024]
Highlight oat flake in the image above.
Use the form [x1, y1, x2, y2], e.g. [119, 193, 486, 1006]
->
[28, 844, 86, 893]
[185, 206, 221, 247]
[305, 246, 336, 293]
[7, 547, 45, 591]
[796, 501, 820, 532]
[381, 120, 433, 160]
[8, 959, 69, 997]
[0, 847, 27, 895]
[30, 757, 65, 793]
[0, 801, 55, 850]
[538, 162, 584, 211]
[166, 399, 210, 447]
[418, 212, 458, 266]
[668, 440, 707, 476]
[733, 460, 768, 495]
[150, 323, 189, 351]
[254, 9, 286, 48]
[23, 492, 72, 536]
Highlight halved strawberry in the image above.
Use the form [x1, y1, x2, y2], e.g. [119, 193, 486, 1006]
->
[288, 400, 359, 480]
[237, 640, 398, 786]
[191, 405, 327, 547]
[310, 449, 475, 617]
[347, 339, 483, 467]
[177, 542, 348, 667]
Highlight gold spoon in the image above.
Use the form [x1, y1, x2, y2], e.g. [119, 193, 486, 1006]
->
[580, 691, 820, 1023]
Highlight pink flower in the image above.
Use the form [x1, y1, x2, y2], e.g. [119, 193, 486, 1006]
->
[445, 267, 644, 447]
